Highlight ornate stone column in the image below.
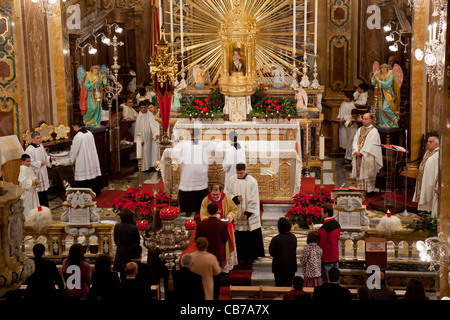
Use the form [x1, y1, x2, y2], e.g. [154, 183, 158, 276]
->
[0, 181, 35, 297]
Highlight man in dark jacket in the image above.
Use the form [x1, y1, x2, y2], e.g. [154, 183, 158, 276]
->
[119, 244, 155, 288]
[25, 243, 64, 301]
[269, 217, 298, 287]
[318, 204, 341, 283]
[313, 267, 351, 301]
[172, 253, 205, 301]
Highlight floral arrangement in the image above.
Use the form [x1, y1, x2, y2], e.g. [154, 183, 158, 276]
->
[112, 188, 170, 223]
[180, 87, 225, 120]
[160, 206, 180, 219]
[285, 188, 334, 228]
[250, 86, 297, 119]
[406, 214, 437, 236]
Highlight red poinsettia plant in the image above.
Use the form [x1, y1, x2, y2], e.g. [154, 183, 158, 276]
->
[181, 87, 225, 120]
[285, 188, 334, 228]
[112, 188, 170, 223]
[250, 85, 297, 119]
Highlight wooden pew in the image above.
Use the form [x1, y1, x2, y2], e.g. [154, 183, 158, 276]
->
[229, 285, 406, 300]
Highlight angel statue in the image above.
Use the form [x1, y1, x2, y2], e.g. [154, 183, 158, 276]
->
[271, 65, 285, 89]
[371, 61, 403, 128]
[295, 87, 309, 114]
[77, 65, 108, 127]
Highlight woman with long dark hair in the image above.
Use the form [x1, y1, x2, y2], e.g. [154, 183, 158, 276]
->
[62, 243, 91, 300]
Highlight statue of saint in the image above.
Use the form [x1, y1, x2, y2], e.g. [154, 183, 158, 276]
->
[231, 48, 243, 72]
[195, 65, 206, 89]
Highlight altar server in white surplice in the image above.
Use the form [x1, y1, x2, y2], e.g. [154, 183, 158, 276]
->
[354, 83, 369, 106]
[177, 128, 217, 217]
[121, 97, 138, 121]
[224, 163, 265, 263]
[70, 120, 102, 195]
[413, 135, 440, 214]
[24, 131, 55, 208]
[351, 113, 383, 197]
[18, 154, 40, 220]
[222, 131, 246, 184]
[134, 101, 160, 171]
[337, 92, 357, 150]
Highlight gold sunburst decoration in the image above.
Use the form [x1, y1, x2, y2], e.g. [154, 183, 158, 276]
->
[176, 0, 307, 88]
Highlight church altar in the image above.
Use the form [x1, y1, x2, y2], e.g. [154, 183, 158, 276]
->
[160, 137, 302, 202]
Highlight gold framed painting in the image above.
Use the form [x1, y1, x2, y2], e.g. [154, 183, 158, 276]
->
[54, 123, 70, 140]
[35, 123, 54, 142]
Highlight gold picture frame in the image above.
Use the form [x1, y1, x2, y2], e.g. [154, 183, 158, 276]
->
[54, 123, 70, 140]
[35, 123, 54, 142]
[22, 130, 33, 147]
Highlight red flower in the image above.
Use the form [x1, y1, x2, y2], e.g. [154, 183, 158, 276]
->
[194, 105, 199, 109]
[267, 99, 272, 104]
[199, 101, 204, 107]
[204, 98, 209, 103]
[275, 105, 281, 111]
[195, 99, 200, 104]
[202, 107, 207, 112]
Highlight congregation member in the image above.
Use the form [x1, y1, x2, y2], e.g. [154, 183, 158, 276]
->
[173, 253, 205, 301]
[113, 209, 140, 272]
[24, 131, 55, 207]
[357, 270, 396, 300]
[300, 230, 323, 287]
[88, 254, 119, 303]
[224, 163, 265, 265]
[199, 184, 237, 221]
[351, 113, 383, 197]
[134, 100, 160, 172]
[62, 243, 92, 300]
[269, 217, 298, 287]
[18, 154, 40, 220]
[313, 267, 351, 301]
[283, 276, 312, 302]
[413, 134, 440, 214]
[119, 244, 154, 288]
[25, 243, 64, 301]
[318, 204, 341, 283]
[190, 237, 222, 300]
[69, 120, 102, 196]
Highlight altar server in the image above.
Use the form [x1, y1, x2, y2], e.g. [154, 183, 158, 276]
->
[413, 135, 440, 214]
[134, 101, 160, 171]
[351, 113, 383, 197]
[337, 91, 356, 150]
[177, 128, 216, 217]
[18, 154, 40, 220]
[70, 120, 102, 196]
[136, 82, 156, 103]
[24, 131, 55, 208]
[224, 163, 265, 263]
[354, 83, 369, 106]
[222, 131, 246, 184]
[120, 97, 138, 121]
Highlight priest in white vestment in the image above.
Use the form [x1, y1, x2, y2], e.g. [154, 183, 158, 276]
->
[337, 92, 356, 150]
[134, 101, 160, 171]
[24, 131, 55, 208]
[176, 129, 216, 217]
[224, 163, 265, 263]
[351, 113, 383, 196]
[413, 135, 440, 214]
[222, 131, 246, 184]
[70, 120, 102, 196]
[18, 154, 40, 220]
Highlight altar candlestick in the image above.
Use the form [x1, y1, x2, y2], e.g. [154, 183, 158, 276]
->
[180, 0, 184, 54]
[432, 22, 437, 41]
[136, 133, 142, 158]
[304, 0, 307, 46]
[428, 24, 432, 42]
[319, 134, 325, 160]
[159, 0, 163, 30]
[306, 123, 309, 155]
[170, 0, 174, 51]
[293, 0, 296, 57]
[314, 0, 318, 55]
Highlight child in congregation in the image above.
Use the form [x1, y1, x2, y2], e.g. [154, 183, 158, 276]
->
[353, 82, 369, 106]
[283, 276, 312, 301]
[300, 230, 323, 287]
[344, 109, 362, 163]
[18, 154, 40, 221]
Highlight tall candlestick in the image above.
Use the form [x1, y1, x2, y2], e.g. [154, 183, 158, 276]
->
[180, 0, 184, 54]
[319, 134, 325, 160]
[159, 0, 163, 30]
[304, 0, 307, 46]
[136, 133, 142, 158]
[314, 0, 318, 55]
[306, 123, 309, 155]
[170, 0, 174, 51]
[432, 22, 437, 41]
[428, 24, 432, 42]
[293, 0, 296, 57]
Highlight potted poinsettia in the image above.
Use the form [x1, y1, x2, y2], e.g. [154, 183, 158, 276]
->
[285, 188, 334, 229]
